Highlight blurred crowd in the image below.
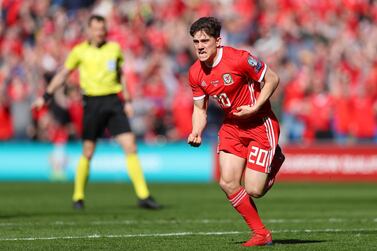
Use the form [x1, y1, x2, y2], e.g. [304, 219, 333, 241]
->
[0, 0, 376, 145]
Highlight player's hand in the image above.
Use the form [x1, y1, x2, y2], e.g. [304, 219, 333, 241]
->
[187, 132, 202, 147]
[232, 105, 259, 119]
[123, 102, 134, 117]
[31, 97, 45, 110]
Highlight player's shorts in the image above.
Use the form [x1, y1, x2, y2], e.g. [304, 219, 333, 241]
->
[82, 94, 131, 141]
[217, 114, 280, 173]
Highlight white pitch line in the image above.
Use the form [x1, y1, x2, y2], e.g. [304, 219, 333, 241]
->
[1, 228, 377, 242]
[0, 231, 242, 241]
[0, 218, 376, 227]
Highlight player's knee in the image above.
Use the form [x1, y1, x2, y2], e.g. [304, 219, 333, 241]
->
[117, 133, 137, 154]
[123, 142, 137, 154]
[245, 186, 265, 198]
[82, 150, 94, 160]
[219, 178, 239, 195]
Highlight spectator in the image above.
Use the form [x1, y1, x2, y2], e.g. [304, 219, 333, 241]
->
[0, 0, 375, 144]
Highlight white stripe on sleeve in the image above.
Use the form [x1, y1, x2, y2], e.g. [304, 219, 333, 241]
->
[193, 95, 206, 101]
[257, 64, 268, 83]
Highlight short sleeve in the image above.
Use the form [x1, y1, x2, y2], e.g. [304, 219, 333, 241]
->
[64, 46, 81, 70]
[239, 51, 267, 83]
[116, 43, 124, 67]
[188, 70, 206, 100]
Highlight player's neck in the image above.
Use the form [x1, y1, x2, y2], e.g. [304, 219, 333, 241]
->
[89, 40, 107, 48]
[204, 47, 223, 68]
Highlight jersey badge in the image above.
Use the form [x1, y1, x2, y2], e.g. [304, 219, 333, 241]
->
[107, 60, 116, 71]
[201, 80, 207, 87]
[248, 56, 262, 72]
[222, 73, 234, 85]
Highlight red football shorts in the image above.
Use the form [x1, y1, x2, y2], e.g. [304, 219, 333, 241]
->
[217, 115, 280, 173]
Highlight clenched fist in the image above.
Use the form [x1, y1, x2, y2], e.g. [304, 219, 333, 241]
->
[187, 132, 202, 147]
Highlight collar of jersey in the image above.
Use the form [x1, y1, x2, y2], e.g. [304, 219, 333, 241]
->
[87, 40, 107, 48]
[212, 47, 223, 67]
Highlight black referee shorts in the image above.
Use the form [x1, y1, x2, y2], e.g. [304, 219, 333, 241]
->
[82, 94, 132, 141]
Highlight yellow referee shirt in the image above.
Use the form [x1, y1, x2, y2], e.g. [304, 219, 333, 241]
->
[65, 41, 124, 96]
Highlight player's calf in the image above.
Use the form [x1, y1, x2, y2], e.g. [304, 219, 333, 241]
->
[264, 146, 285, 193]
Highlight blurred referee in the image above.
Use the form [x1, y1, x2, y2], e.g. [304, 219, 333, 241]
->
[32, 15, 161, 210]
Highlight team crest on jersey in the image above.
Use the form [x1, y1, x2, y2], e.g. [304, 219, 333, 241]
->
[222, 73, 234, 85]
[201, 80, 207, 87]
[247, 56, 262, 72]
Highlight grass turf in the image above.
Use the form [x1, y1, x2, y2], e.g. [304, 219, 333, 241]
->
[0, 182, 376, 250]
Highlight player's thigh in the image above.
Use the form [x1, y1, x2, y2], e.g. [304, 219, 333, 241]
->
[115, 132, 137, 154]
[108, 98, 132, 139]
[244, 140, 272, 197]
[246, 138, 275, 173]
[218, 151, 246, 194]
[82, 97, 108, 141]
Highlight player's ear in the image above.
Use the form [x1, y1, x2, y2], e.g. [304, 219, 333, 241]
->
[216, 36, 221, 47]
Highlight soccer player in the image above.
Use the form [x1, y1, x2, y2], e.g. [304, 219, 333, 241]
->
[32, 15, 160, 210]
[187, 17, 285, 246]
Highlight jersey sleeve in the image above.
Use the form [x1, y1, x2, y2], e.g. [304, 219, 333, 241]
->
[239, 51, 267, 83]
[116, 43, 124, 67]
[188, 70, 206, 100]
[64, 46, 81, 70]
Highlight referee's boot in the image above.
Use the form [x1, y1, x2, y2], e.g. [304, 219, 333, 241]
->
[138, 196, 161, 210]
[73, 199, 85, 210]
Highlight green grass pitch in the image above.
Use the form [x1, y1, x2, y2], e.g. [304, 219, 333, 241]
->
[0, 182, 376, 250]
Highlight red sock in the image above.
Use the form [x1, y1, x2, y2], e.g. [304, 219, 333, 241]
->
[228, 187, 266, 233]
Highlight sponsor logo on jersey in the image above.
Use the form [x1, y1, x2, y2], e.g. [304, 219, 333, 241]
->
[222, 73, 234, 85]
[210, 80, 219, 86]
[247, 55, 263, 72]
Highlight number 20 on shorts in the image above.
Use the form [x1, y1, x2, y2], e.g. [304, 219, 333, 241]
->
[248, 146, 268, 167]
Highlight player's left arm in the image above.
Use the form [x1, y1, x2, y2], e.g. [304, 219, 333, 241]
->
[251, 67, 279, 110]
[120, 75, 134, 117]
[233, 51, 279, 118]
[233, 67, 279, 118]
[117, 47, 134, 117]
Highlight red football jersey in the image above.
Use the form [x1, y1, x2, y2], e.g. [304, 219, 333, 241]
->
[189, 46, 280, 172]
[188, 46, 271, 122]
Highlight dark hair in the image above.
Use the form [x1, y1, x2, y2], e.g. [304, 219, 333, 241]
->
[189, 17, 221, 38]
[88, 14, 106, 26]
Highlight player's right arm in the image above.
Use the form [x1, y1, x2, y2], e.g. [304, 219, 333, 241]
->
[32, 67, 72, 109]
[32, 45, 80, 109]
[187, 97, 208, 147]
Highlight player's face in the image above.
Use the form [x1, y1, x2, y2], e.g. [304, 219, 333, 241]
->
[192, 30, 221, 64]
[89, 20, 107, 45]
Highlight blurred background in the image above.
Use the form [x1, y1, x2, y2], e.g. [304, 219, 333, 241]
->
[0, 0, 376, 182]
